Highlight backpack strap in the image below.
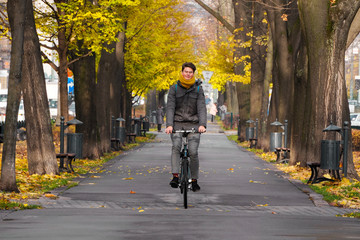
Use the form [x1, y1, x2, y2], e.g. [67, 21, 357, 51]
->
[175, 83, 199, 93]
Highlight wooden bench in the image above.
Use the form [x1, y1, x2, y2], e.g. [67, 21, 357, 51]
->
[306, 162, 341, 184]
[249, 138, 257, 148]
[111, 137, 121, 150]
[56, 153, 76, 173]
[126, 133, 137, 143]
[274, 147, 290, 163]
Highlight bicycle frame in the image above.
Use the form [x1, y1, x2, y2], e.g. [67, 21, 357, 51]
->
[173, 129, 198, 209]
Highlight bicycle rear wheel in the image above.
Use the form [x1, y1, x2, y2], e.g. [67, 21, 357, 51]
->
[181, 159, 189, 209]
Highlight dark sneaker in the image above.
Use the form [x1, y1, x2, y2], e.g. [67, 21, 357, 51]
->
[170, 176, 179, 188]
[192, 180, 201, 192]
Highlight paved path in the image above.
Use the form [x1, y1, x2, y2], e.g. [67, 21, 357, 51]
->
[1, 122, 360, 239]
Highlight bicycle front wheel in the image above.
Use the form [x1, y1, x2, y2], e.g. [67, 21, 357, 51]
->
[181, 159, 189, 209]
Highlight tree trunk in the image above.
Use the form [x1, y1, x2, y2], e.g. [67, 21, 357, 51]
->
[73, 54, 100, 159]
[258, 29, 273, 150]
[297, 0, 360, 178]
[96, 45, 114, 153]
[266, 1, 295, 124]
[0, 0, 26, 192]
[111, 30, 126, 119]
[116, 27, 132, 133]
[146, 90, 157, 118]
[21, 0, 58, 175]
[250, 2, 267, 147]
[54, 0, 69, 122]
[233, 0, 251, 140]
[263, 0, 301, 155]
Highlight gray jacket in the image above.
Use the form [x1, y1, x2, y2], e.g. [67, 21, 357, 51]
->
[166, 80, 207, 130]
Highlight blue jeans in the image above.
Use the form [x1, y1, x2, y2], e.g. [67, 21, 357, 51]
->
[171, 133, 201, 179]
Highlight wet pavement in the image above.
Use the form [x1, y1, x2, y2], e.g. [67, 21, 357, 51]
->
[1, 122, 360, 240]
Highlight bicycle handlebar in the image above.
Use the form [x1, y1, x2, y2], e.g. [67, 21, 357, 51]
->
[172, 128, 206, 134]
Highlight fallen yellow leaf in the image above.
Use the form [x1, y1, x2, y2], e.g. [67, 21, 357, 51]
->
[122, 177, 134, 180]
[44, 194, 57, 199]
[257, 204, 268, 207]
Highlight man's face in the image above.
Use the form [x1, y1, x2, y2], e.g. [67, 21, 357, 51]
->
[181, 67, 194, 80]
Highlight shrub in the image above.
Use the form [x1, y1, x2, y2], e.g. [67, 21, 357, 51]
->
[352, 129, 360, 151]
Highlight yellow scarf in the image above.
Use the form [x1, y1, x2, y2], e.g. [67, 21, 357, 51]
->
[179, 71, 195, 89]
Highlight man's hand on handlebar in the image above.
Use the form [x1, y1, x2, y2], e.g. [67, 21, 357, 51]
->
[198, 126, 206, 133]
[166, 126, 206, 134]
[165, 126, 173, 134]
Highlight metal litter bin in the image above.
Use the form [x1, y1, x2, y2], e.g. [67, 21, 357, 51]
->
[143, 117, 150, 131]
[245, 127, 254, 141]
[270, 132, 282, 152]
[116, 127, 126, 144]
[66, 133, 83, 158]
[269, 119, 283, 152]
[320, 140, 340, 170]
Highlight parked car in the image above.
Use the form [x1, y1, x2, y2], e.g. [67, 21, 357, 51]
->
[351, 113, 360, 128]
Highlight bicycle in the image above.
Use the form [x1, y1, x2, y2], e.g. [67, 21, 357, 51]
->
[173, 128, 203, 209]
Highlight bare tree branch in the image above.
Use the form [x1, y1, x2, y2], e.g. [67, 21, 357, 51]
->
[67, 51, 93, 66]
[41, 51, 59, 73]
[193, 0, 235, 33]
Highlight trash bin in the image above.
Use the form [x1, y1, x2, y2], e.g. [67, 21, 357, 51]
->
[66, 133, 83, 158]
[269, 119, 283, 152]
[143, 117, 150, 131]
[245, 127, 254, 141]
[151, 111, 156, 124]
[270, 132, 282, 152]
[116, 126, 126, 144]
[320, 140, 340, 170]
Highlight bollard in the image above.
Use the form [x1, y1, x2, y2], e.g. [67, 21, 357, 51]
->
[283, 120, 288, 158]
[237, 119, 241, 139]
[59, 116, 65, 169]
[255, 118, 259, 139]
[343, 121, 349, 177]
[111, 116, 116, 139]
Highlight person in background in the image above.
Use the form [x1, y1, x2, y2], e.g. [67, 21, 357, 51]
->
[156, 105, 164, 132]
[210, 102, 218, 122]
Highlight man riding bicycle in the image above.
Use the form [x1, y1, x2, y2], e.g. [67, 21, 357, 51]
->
[165, 62, 207, 192]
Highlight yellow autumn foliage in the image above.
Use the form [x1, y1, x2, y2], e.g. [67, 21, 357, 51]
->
[199, 35, 251, 92]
